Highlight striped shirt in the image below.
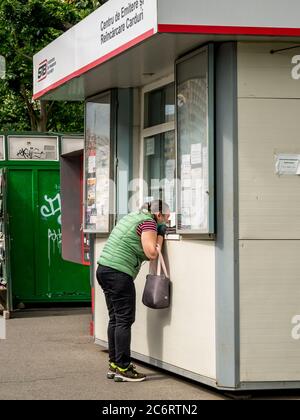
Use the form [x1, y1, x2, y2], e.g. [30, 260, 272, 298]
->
[136, 220, 157, 237]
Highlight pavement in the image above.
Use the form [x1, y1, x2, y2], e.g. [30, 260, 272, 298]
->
[0, 307, 226, 400]
[1, 307, 300, 400]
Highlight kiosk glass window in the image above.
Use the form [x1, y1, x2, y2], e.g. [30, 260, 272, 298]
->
[142, 81, 176, 228]
[84, 92, 113, 233]
[176, 45, 214, 234]
[144, 131, 176, 218]
[144, 83, 175, 128]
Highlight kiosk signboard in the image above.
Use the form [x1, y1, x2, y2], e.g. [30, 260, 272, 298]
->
[33, 0, 158, 100]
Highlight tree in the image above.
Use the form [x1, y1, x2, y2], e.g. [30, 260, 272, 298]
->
[0, 0, 107, 133]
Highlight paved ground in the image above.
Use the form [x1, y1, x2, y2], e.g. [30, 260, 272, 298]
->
[1, 307, 300, 400]
[0, 307, 226, 400]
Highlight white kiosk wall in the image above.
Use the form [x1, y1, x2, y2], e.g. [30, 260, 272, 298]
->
[94, 80, 217, 381]
[95, 240, 216, 380]
[238, 43, 300, 382]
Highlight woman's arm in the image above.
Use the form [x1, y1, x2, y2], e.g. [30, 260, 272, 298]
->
[141, 231, 163, 260]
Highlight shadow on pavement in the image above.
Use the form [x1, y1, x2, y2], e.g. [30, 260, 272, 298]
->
[10, 303, 91, 319]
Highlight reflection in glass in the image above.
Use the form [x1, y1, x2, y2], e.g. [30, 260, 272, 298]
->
[144, 83, 175, 128]
[85, 92, 111, 232]
[143, 131, 176, 227]
[177, 48, 210, 232]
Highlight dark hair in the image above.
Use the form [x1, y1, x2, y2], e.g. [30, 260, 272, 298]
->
[141, 199, 169, 215]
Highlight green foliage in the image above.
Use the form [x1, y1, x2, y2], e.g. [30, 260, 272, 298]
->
[65, 0, 108, 18]
[0, 0, 107, 133]
[0, 83, 30, 131]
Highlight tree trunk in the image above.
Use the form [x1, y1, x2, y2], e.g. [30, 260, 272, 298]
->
[37, 100, 48, 132]
[20, 84, 39, 131]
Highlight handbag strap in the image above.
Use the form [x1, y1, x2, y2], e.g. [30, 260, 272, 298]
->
[156, 249, 169, 278]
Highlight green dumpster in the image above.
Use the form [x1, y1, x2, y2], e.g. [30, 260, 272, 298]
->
[0, 133, 90, 306]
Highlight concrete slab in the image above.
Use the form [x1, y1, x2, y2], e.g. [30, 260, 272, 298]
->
[0, 307, 225, 400]
[2, 307, 299, 400]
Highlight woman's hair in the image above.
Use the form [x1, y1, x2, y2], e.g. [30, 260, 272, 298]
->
[140, 199, 170, 215]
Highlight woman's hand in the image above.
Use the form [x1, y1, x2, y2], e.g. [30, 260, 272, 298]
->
[157, 223, 167, 237]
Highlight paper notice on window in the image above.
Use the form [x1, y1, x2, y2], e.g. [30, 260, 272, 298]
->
[191, 167, 202, 181]
[181, 207, 191, 226]
[182, 178, 192, 188]
[88, 155, 96, 173]
[165, 159, 175, 180]
[87, 177, 96, 187]
[146, 137, 155, 156]
[182, 154, 191, 165]
[150, 179, 160, 194]
[202, 147, 209, 190]
[182, 189, 192, 208]
[164, 186, 174, 212]
[181, 154, 191, 177]
[191, 184, 204, 227]
[191, 143, 202, 165]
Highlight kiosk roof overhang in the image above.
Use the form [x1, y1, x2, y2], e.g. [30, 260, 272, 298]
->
[33, 0, 300, 101]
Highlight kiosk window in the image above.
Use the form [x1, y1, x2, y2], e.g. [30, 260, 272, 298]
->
[144, 83, 175, 128]
[143, 131, 176, 223]
[142, 81, 176, 228]
[176, 45, 214, 234]
[84, 92, 113, 233]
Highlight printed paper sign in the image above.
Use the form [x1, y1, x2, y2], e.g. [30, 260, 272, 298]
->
[191, 143, 202, 165]
[275, 154, 300, 175]
[146, 137, 155, 156]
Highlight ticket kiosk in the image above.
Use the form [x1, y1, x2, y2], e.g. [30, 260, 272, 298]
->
[33, 0, 300, 391]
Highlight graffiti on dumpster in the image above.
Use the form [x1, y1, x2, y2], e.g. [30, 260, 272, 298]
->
[47, 228, 62, 265]
[40, 193, 61, 225]
[17, 147, 45, 160]
[40, 193, 62, 265]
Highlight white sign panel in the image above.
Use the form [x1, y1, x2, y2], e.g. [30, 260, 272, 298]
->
[157, 0, 300, 30]
[8, 136, 58, 161]
[33, 0, 157, 99]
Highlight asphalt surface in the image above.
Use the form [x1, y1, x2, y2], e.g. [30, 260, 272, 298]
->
[0, 307, 225, 400]
[1, 307, 300, 400]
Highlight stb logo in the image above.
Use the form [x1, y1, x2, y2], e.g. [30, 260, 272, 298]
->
[38, 59, 48, 82]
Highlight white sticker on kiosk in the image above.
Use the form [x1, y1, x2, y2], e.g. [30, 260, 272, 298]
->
[275, 154, 300, 175]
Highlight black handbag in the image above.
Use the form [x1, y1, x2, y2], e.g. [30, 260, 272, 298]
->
[142, 250, 170, 309]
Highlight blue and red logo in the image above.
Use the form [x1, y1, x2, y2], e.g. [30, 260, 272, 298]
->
[37, 57, 56, 82]
[38, 59, 48, 82]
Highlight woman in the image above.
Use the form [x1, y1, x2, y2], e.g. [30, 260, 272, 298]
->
[96, 200, 170, 382]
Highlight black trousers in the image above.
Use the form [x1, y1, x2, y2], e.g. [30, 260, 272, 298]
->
[96, 265, 136, 369]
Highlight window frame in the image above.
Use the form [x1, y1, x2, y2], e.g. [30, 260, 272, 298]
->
[83, 90, 116, 234]
[175, 44, 215, 235]
[140, 75, 176, 211]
